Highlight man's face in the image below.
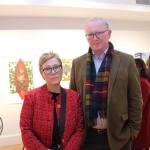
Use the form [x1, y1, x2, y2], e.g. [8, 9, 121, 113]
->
[85, 20, 111, 53]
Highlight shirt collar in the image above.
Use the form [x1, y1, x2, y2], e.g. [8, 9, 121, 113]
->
[92, 46, 109, 59]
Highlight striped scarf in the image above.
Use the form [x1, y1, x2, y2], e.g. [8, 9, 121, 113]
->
[85, 44, 114, 121]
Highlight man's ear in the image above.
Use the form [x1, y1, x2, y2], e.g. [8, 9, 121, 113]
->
[108, 30, 112, 39]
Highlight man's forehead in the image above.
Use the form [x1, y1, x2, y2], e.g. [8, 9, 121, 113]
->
[85, 21, 105, 31]
[85, 20, 105, 28]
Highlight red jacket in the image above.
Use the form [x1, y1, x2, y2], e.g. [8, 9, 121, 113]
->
[20, 84, 84, 150]
[132, 77, 150, 148]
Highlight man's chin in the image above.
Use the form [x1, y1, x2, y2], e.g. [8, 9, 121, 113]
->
[93, 48, 102, 52]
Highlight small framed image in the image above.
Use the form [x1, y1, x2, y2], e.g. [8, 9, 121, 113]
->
[62, 59, 73, 81]
[0, 117, 3, 135]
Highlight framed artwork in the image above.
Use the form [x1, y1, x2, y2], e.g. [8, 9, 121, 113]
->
[62, 59, 73, 81]
[0, 53, 36, 104]
[9, 58, 34, 100]
[134, 52, 150, 63]
[0, 117, 3, 135]
[136, 0, 150, 5]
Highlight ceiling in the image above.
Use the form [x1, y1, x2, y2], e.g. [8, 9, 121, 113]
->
[0, 4, 150, 22]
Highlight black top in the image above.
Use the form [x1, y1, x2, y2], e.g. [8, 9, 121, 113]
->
[50, 92, 60, 148]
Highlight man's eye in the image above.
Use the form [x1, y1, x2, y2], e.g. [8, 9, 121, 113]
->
[96, 32, 102, 35]
[88, 34, 93, 37]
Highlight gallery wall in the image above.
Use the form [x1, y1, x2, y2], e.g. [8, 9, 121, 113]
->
[0, 0, 140, 6]
[0, 17, 150, 147]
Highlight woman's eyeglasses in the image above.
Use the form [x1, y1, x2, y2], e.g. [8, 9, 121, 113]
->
[42, 65, 62, 75]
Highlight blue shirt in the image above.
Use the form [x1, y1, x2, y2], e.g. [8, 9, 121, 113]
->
[92, 47, 109, 73]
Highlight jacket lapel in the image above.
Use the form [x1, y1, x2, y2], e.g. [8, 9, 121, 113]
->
[107, 50, 121, 105]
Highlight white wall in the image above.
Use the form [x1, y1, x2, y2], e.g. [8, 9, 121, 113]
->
[0, 0, 137, 5]
[0, 17, 150, 147]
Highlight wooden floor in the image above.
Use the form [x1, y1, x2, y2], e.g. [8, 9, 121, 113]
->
[0, 144, 149, 150]
[0, 144, 23, 150]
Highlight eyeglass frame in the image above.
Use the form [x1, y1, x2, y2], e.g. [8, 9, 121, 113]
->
[85, 30, 108, 40]
[42, 65, 62, 75]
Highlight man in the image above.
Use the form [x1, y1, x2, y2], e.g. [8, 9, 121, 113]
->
[69, 17, 143, 150]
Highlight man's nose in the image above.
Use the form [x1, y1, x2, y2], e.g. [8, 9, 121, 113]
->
[93, 34, 98, 40]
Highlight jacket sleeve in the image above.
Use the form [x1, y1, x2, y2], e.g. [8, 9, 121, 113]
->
[69, 59, 77, 91]
[20, 93, 47, 150]
[64, 94, 84, 150]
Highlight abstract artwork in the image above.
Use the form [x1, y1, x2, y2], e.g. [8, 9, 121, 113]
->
[9, 58, 34, 100]
[62, 59, 73, 81]
[0, 117, 3, 135]
[136, 0, 150, 5]
[134, 52, 150, 63]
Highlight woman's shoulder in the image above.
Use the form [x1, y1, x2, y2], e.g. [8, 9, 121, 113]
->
[140, 77, 149, 83]
[64, 89, 81, 106]
[64, 88, 80, 98]
[24, 84, 49, 103]
[26, 84, 47, 96]
[65, 88, 79, 94]
[140, 77, 150, 87]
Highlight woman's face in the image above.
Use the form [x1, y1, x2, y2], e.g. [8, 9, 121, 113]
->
[41, 58, 63, 87]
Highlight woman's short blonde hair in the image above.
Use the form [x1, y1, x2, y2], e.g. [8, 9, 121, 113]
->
[39, 51, 62, 72]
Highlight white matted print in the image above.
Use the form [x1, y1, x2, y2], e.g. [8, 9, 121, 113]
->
[1, 55, 35, 104]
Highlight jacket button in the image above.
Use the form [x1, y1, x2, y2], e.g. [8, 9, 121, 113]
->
[62, 139, 64, 143]
[57, 104, 61, 108]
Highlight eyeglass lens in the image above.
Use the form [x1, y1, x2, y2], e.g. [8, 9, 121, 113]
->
[43, 65, 61, 75]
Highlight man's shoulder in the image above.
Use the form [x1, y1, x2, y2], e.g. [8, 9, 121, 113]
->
[113, 50, 134, 62]
[113, 50, 135, 67]
[114, 50, 133, 58]
[73, 53, 87, 62]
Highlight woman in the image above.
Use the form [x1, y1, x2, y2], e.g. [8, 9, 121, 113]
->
[20, 52, 84, 150]
[132, 58, 150, 150]
[146, 55, 150, 82]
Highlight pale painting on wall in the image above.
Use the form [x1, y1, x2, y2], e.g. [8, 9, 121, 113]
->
[61, 59, 73, 81]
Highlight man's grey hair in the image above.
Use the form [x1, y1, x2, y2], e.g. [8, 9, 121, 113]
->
[85, 17, 109, 30]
